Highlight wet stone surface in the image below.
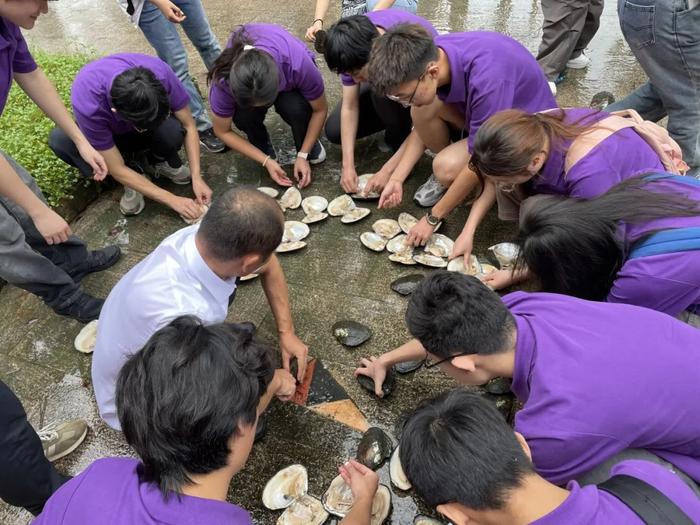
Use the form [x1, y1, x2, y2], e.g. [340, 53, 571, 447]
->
[0, 0, 648, 523]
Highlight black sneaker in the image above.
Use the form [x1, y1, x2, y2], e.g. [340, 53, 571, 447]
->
[53, 293, 104, 323]
[199, 128, 226, 153]
[68, 246, 121, 283]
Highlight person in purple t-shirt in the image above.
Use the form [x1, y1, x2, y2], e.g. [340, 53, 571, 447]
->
[366, 24, 556, 244]
[34, 315, 379, 525]
[450, 107, 667, 269]
[208, 24, 328, 189]
[400, 389, 700, 525]
[489, 175, 700, 324]
[319, 11, 437, 194]
[49, 53, 210, 220]
[356, 272, 700, 487]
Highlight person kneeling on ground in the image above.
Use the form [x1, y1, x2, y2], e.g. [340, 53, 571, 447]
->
[49, 53, 210, 220]
[400, 389, 700, 524]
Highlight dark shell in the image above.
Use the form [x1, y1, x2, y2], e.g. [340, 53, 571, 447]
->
[357, 367, 396, 398]
[332, 320, 372, 347]
[590, 90, 616, 110]
[483, 377, 512, 395]
[394, 359, 423, 374]
[390, 274, 425, 296]
[356, 427, 394, 470]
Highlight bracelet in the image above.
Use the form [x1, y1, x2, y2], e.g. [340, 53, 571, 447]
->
[262, 155, 271, 168]
[313, 18, 323, 26]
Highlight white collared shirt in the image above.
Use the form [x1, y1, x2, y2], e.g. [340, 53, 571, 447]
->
[91, 225, 237, 429]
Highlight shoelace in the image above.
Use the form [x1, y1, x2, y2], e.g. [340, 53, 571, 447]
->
[37, 423, 59, 443]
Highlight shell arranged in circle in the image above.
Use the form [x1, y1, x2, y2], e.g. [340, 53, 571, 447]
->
[301, 196, 328, 215]
[301, 212, 328, 224]
[262, 464, 308, 510]
[257, 186, 280, 199]
[276, 240, 307, 253]
[446, 255, 483, 275]
[413, 253, 447, 268]
[398, 212, 418, 234]
[328, 194, 356, 216]
[322, 476, 392, 525]
[388, 252, 417, 265]
[372, 219, 401, 240]
[282, 221, 310, 243]
[386, 234, 411, 254]
[390, 446, 411, 491]
[489, 242, 520, 268]
[424, 234, 454, 258]
[341, 207, 370, 223]
[360, 232, 388, 252]
[277, 494, 328, 525]
[352, 174, 381, 200]
[278, 187, 302, 211]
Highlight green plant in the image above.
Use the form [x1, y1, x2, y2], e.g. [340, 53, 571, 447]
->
[0, 51, 93, 207]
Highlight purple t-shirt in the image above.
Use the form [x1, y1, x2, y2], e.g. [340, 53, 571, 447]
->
[33, 457, 253, 525]
[531, 108, 665, 199]
[71, 53, 190, 150]
[0, 18, 38, 116]
[507, 291, 700, 485]
[532, 460, 700, 524]
[209, 24, 324, 119]
[340, 11, 438, 86]
[609, 178, 700, 316]
[435, 32, 556, 152]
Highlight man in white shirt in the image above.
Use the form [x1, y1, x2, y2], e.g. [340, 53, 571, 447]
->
[92, 186, 308, 429]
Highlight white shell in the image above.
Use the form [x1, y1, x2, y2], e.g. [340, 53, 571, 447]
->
[74, 320, 98, 354]
[389, 446, 411, 491]
[480, 263, 498, 274]
[425, 234, 454, 258]
[257, 186, 280, 198]
[398, 212, 418, 234]
[240, 273, 259, 281]
[262, 464, 308, 510]
[276, 241, 307, 253]
[277, 495, 328, 525]
[341, 208, 370, 223]
[322, 475, 354, 517]
[301, 196, 328, 215]
[414, 517, 445, 525]
[180, 204, 209, 225]
[278, 187, 302, 211]
[328, 195, 356, 216]
[447, 255, 483, 275]
[283, 221, 310, 243]
[488, 242, 520, 269]
[352, 174, 380, 200]
[360, 232, 388, 252]
[386, 234, 411, 255]
[302, 212, 329, 224]
[372, 219, 401, 240]
[388, 252, 416, 265]
[370, 485, 391, 525]
[413, 253, 447, 268]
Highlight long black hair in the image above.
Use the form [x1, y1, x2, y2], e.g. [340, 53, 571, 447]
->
[207, 26, 279, 108]
[516, 174, 700, 300]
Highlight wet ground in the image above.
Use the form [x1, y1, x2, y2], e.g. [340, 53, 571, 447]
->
[1, 1, 647, 523]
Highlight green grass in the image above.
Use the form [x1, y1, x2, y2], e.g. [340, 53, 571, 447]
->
[0, 51, 93, 207]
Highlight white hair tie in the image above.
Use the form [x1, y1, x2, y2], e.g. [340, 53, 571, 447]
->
[243, 44, 256, 51]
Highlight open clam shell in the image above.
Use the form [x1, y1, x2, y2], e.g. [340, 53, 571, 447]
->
[447, 255, 483, 275]
[301, 196, 328, 215]
[257, 186, 280, 199]
[278, 187, 302, 211]
[413, 253, 447, 268]
[386, 234, 411, 254]
[277, 494, 328, 525]
[352, 174, 380, 200]
[180, 203, 209, 225]
[480, 263, 498, 274]
[262, 464, 308, 510]
[276, 241, 307, 253]
[425, 234, 454, 258]
[283, 221, 310, 243]
[74, 320, 98, 354]
[489, 242, 520, 269]
[240, 273, 259, 282]
[328, 195, 356, 216]
[415, 517, 445, 525]
[333, 320, 372, 347]
[388, 252, 417, 265]
[302, 212, 328, 224]
[390, 274, 424, 296]
[390, 446, 411, 491]
[370, 485, 392, 525]
[360, 232, 387, 252]
[372, 219, 401, 240]
[323, 476, 392, 525]
[341, 207, 370, 223]
[398, 212, 418, 234]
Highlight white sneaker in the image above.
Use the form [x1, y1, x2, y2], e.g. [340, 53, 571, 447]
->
[308, 141, 326, 165]
[548, 81, 557, 96]
[151, 162, 191, 185]
[566, 52, 591, 69]
[414, 174, 447, 207]
[120, 187, 145, 216]
[39, 419, 88, 462]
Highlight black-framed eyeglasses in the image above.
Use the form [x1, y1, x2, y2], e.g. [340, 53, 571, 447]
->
[424, 350, 473, 369]
[387, 70, 427, 108]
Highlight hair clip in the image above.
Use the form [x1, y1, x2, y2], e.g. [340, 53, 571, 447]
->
[243, 44, 256, 51]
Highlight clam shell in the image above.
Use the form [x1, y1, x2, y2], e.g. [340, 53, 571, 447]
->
[413, 253, 447, 268]
[394, 360, 423, 374]
[180, 203, 209, 225]
[262, 464, 308, 510]
[357, 427, 393, 470]
[390, 274, 424, 296]
[283, 221, 310, 243]
[489, 242, 519, 269]
[240, 273, 259, 282]
[390, 446, 411, 490]
[446, 255, 483, 275]
[372, 219, 401, 240]
[74, 320, 98, 354]
[276, 241, 307, 253]
[484, 377, 512, 395]
[277, 494, 328, 525]
[480, 263, 498, 274]
[328, 195, 356, 216]
[333, 320, 372, 347]
[357, 367, 396, 398]
[414, 517, 445, 525]
[322, 476, 391, 524]
[388, 252, 417, 265]
[278, 187, 302, 211]
[386, 234, 411, 254]
[360, 232, 387, 252]
[301, 196, 328, 215]
[341, 207, 370, 223]
[301, 212, 328, 224]
[370, 485, 392, 525]
[352, 174, 380, 200]
[398, 212, 418, 234]
[424, 234, 454, 258]
[257, 186, 280, 199]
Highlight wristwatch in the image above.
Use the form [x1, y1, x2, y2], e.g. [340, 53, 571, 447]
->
[426, 211, 440, 227]
[297, 151, 309, 160]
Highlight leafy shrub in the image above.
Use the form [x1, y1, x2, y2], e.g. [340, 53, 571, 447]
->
[0, 51, 93, 207]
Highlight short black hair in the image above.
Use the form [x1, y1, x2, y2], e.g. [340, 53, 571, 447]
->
[110, 67, 170, 130]
[321, 15, 381, 74]
[198, 186, 284, 261]
[116, 315, 275, 495]
[400, 389, 533, 510]
[405, 271, 514, 358]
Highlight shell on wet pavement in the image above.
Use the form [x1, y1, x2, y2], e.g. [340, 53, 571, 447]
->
[74, 320, 98, 354]
[394, 359, 423, 374]
[333, 320, 372, 347]
[390, 446, 411, 491]
[360, 232, 388, 252]
[489, 242, 520, 269]
[446, 255, 483, 275]
[414, 517, 446, 525]
[277, 494, 328, 525]
[276, 240, 307, 253]
[390, 274, 424, 296]
[301, 196, 328, 215]
[352, 174, 381, 200]
[386, 234, 411, 254]
[412, 253, 447, 268]
[372, 219, 401, 239]
[257, 186, 280, 199]
[278, 187, 302, 211]
[328, 195, 356, 216]
[356, 427, 394, 470]
[282, 221, 310, 243]
[388, 252, 417, 265]
[357, 367, 396, 398]
[424, 234, 454, 258]
[262, 464, 308, 510]
[398, 212, 418, 234]
[301, 212, 328, 224]
[341, 207, 370, 223]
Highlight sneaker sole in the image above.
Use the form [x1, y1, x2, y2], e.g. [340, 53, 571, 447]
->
[159, 176, 192, 186]
[199, 139, 226, 153]
[46, 425, 88, 463]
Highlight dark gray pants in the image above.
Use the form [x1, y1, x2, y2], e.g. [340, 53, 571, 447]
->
[536, 0, 604, 79]
[0, 151, 87, 309]
[606, 0, 700, 176]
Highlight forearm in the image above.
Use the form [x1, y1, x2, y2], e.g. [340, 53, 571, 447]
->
[371, 0, 397, 9]
[0, 155, 49, 217]
[340, 102, 360, 170]
[313, 0, 331, 21]
[301, 106, 327, 155]
[260, 256, 295, 336]
[182, 122, 202, 180]
[112, 164, 175, 206]
[385, 130, 424, 182]
[377, 339, 426, 367]
[461, 180, 497, 236]
[431, 165, 477, 219]
[339, 497, 373, 525]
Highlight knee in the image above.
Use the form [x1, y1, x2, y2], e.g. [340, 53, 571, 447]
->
[432, 150, 464, 185]
[48, 127, 72, 156]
